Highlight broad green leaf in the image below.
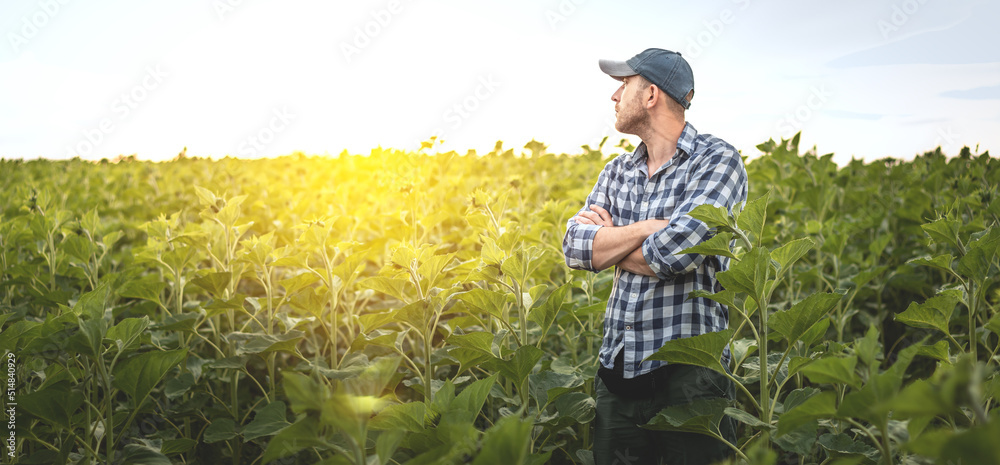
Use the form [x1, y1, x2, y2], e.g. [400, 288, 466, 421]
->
[853, 325, 880, 368]
[724, 407, 769, 429]
[817, 433, 879, 459]
[112, 348, 188, 403]
[278, 272, 319, 296]
[18, 386, 84, 431]
[717, 247, 771, 306]
[204, 418, 238, 443]
[799, 355, 860, 389]
[160, 438, 197, 456]
[456, 288, 507, 319]
[529, 371, 582, 406]
[119, 443, 172, 465]
[907, 254, 955, 275]
[987, 313, 1000, 337]
[641, 397, 730, 439]
[361, 276, 411, 303]
[282, 371, 324, 414]
[376, 430, 405, 465]
[916, 339, 950, 363]
[956, 226, 1000, 282]
[489, 345, 542, 385]
[895, 291, 960, 335]
[553, 391, 596, 424]
[837, 341, 923, 424]
[242, 401, 291, 442]
[72, 281, 112, 319]
[768, 292, 842, 345]
[230, 330, 304, 357]
[678, 231, 738, 260]
[528, 283, 570, 332]
[164, 372, 194, 399]
[118, 277, 166, 307]
[448, 332, 495, 356]
[771, 237, 815, 275]
[889, 379, 953, 418]
[471, 415, 533, 465]
[260, 416, 325, 464]
[938, 419, 1000, 464]
[737, 191, 770, 246]
[191, 271, 232, 297]
[106, 316, 150, 352]
[688, 203, 732, 230]
[645, 329, 734, 375]
[777, 391, 837, 436]
[921, 217, 961, 250]
[774, 421, 818, 456]
[369, 402, 427, 433]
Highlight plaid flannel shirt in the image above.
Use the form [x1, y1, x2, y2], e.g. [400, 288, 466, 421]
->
[563, 122, 748, 379]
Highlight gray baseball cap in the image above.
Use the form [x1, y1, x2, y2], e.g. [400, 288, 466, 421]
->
[599, 48, 694, 109]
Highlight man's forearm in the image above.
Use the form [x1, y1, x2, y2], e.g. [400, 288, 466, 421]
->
[590, 220, 663, 270]
[617, 246, 656, 276]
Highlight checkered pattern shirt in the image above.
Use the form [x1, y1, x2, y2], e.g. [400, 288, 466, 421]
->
[563, 122, 748, 379]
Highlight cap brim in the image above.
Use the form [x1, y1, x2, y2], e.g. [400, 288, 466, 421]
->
[598, 59, 636, 80]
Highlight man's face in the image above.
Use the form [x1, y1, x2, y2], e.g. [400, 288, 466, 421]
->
[611, 75, 649, 135]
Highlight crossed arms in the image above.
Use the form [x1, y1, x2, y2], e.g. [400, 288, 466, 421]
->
[572, 205, 669, 276]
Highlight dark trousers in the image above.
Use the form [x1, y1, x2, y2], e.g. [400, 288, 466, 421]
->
[593, 363, 737, 465]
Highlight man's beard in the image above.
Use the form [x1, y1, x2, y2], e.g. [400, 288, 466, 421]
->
[614, 96, 650, 136]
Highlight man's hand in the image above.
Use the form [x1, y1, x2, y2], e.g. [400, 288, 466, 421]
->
[573, 205, 614, 227]
[573, 204, 670, 271]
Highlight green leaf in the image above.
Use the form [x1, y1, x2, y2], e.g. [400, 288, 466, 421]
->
[279, 272, 319, 296]
[737, 191, 770, 246]
[817, 433, 879, 458]
[895, 291, 960, 335]
[688, 203, 732, 230]
[118, 277, 166, 307]
[724, 407, 769, 429]
[921, 217, 962, 250]
[471, 415, 533, 465]
[204, 418, 238, 443]
[641, 397, 730, 439]
[119, 442, 172, 465]
[853, 325, 880, 368]
[678, 231, 738, 260]
[768, 292, 842, 346]
[777, 391, 837, 436]
[160, 438, 197, 456]
[489, 345, 542, 386]
[529, 371, 582, 406]
[18, 385, 84, 431]
[957, 226, 1000, 282]
[645, 329, 733, 375]
[106, 316, 150, 352]
[112, 348, 188, 403]
[448, 332, 496, 356]
[987, 313, 1000, 337]
[191, 271, 232, 297]
[528, 283, 570, 333]
[907, 254, 955, 275]
[799, 355, 860, 389]
[456, 288, 507, 319]
[771, 237, 815, 275]
[717, 247, 771, 306]
[72, 281, 112, 319]
[260, 417, 326, 464]
[553, 391, 596, 424]
[230, 331, 305, 357]
[243, 401, 291, 442]
[773, 421, 817, 456]
[369, 401, 427, 433]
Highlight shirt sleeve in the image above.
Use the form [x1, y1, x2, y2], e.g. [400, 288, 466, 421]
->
[640, 147, 748, 280]
[562, 160, 617, 272]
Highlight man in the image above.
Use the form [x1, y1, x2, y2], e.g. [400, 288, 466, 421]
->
[562, 48, 748, 464]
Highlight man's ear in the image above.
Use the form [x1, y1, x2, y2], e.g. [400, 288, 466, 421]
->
[645, 84, 660, 108]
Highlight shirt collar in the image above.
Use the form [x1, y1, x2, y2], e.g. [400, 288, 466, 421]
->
[625, 121, 699, 170]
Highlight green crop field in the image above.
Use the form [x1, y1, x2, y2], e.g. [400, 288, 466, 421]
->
[1, 135, 998, 465]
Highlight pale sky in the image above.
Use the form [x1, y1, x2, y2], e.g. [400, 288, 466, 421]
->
[1, 0, 998, 164]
